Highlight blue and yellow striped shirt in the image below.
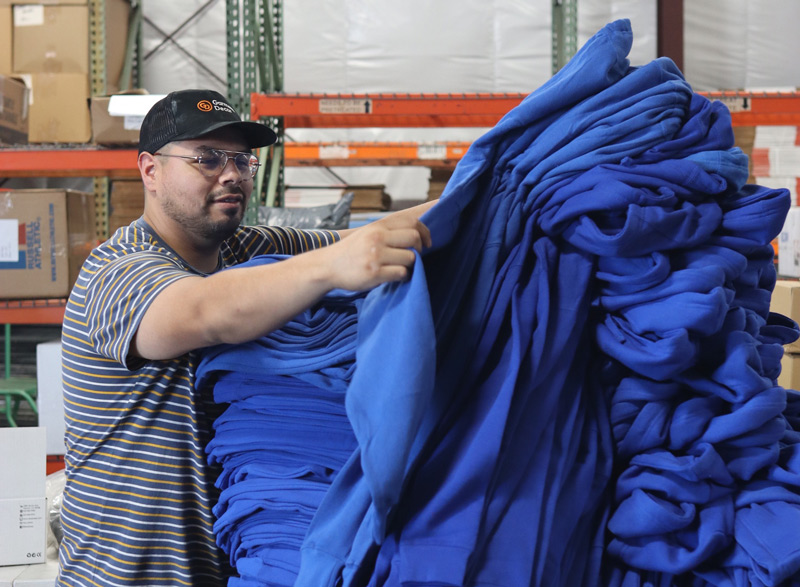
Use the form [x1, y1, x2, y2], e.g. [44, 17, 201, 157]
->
[57, 220, 339, 587]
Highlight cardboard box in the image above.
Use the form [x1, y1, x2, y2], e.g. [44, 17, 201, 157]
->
[780, 353, 800, 391]
[90, 93, 156, 146]
[0, 6, 11, 76]
[0, 189, 96, 299]
[0, 75, 28, 145]
[21, 73, 91, 143]
[105, 0, 131, 94]
[13, 5, 89, 74]
[771, 280, 800, 353]
[778, 207, 800, 279]
[109, 179, 143, 233]
[0, 428, 46, 567]
[427, 167, 452, 201]
[346, 185, 391, 211]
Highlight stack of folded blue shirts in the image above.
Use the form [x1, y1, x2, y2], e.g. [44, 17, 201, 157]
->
[198, 18, 800, 587]
[196, 258, 364, 586]
[294, 18, 800, 587]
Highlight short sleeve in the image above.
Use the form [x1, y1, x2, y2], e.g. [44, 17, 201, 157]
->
[223, 226, 340, 264]
[81, 248, 193, 367]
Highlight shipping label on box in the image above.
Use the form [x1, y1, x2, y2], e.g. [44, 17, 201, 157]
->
[0, 190, 96, 299]
[0, 498, 46, 567]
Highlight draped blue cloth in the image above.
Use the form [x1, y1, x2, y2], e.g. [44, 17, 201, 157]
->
[196, 18, 800, 587]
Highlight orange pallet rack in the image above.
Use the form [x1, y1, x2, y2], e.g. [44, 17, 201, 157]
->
[250, 92, 529, 128]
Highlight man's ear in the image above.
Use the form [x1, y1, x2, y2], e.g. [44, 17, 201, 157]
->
[138, 152, 157, 188]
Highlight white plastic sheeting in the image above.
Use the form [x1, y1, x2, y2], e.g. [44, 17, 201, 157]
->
[685, 0, 800, 92]
[135, 1, 800, 201]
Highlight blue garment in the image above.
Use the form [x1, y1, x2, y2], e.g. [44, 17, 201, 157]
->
[196, 261, 366, 586]
[296, 17, 800, 587]
[197, 17, 800, 587]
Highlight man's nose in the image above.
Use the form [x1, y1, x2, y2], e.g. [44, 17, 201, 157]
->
[218, 156, 244, 182]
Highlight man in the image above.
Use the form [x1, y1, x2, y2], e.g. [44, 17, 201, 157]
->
[57, 89, 435, 586]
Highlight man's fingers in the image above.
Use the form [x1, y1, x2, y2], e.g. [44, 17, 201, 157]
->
[383, 227, 425, 252]
[416, 219, 432, 249]
[378, 245, 417, 269]
[373, 215, 432, 250]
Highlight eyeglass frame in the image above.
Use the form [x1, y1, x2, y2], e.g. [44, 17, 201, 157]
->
[153, 148, 261, 179]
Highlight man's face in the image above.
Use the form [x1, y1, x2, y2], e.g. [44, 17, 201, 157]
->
[155, 128, 255, 243]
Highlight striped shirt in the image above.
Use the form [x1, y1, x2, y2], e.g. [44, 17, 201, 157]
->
[57, 220, 339, 587]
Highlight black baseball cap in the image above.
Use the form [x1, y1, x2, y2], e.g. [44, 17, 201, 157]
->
[137, 89, 277, 154]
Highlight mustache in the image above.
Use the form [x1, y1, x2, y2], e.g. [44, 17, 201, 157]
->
[209, 188, 246, 201]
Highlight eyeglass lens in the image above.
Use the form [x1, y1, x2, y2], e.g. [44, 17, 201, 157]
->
[198, 149, 259, 178]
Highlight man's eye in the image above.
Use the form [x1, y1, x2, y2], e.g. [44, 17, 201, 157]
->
[202, 155, 223, 168]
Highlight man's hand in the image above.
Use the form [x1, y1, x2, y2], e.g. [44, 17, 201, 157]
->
[322, 212, 432, 292]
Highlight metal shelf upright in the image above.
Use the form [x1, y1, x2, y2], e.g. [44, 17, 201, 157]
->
[227, 0, 284, 220]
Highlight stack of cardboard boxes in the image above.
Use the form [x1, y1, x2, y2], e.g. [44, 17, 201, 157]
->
[0, 0, 130, 145]
[427, 167, 453, 201]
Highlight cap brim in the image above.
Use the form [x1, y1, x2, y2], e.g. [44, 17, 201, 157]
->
[180, 120, 278, 149]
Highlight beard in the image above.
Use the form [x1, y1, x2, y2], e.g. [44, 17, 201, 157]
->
[161, 189, 246, 243]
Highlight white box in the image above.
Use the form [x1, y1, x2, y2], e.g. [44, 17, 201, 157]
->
[35, 341, 64, 456]
[0, 428, 46, 567]
[779, 207, 800, 278]
[0, 499, 46, 566]
[0, 428, 45, 499]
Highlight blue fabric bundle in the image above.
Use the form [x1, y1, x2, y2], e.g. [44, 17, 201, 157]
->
[197, 18, 800, 587]
[294, 18, 800, 587]
[196, 258, 364, 586]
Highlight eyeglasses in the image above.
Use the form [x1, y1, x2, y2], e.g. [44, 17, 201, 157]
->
[154, 148, 261, 179]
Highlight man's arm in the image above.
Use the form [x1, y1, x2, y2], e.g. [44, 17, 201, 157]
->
[131, 206, 433, 361]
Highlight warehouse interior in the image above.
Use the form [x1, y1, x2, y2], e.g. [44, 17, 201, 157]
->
[3, 1, 800, 585]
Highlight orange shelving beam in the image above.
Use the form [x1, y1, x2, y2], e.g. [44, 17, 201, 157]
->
[250, 92, 528, 128]
[0, 148, 139, 178]
[0, 299, 66, 324]
[0, 143, 473, 169]
[284, 141, 472, 167]
[253, 91, 800, 129]
[698, 91, 800, 126]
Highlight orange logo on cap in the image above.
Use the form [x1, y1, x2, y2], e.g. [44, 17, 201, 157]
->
[197, 100, 213, 112]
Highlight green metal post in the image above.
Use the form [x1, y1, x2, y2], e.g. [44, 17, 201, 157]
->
[552, 0, 578, 75]
[228, 0, 284, 224]
[4, 324, 10, 380]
